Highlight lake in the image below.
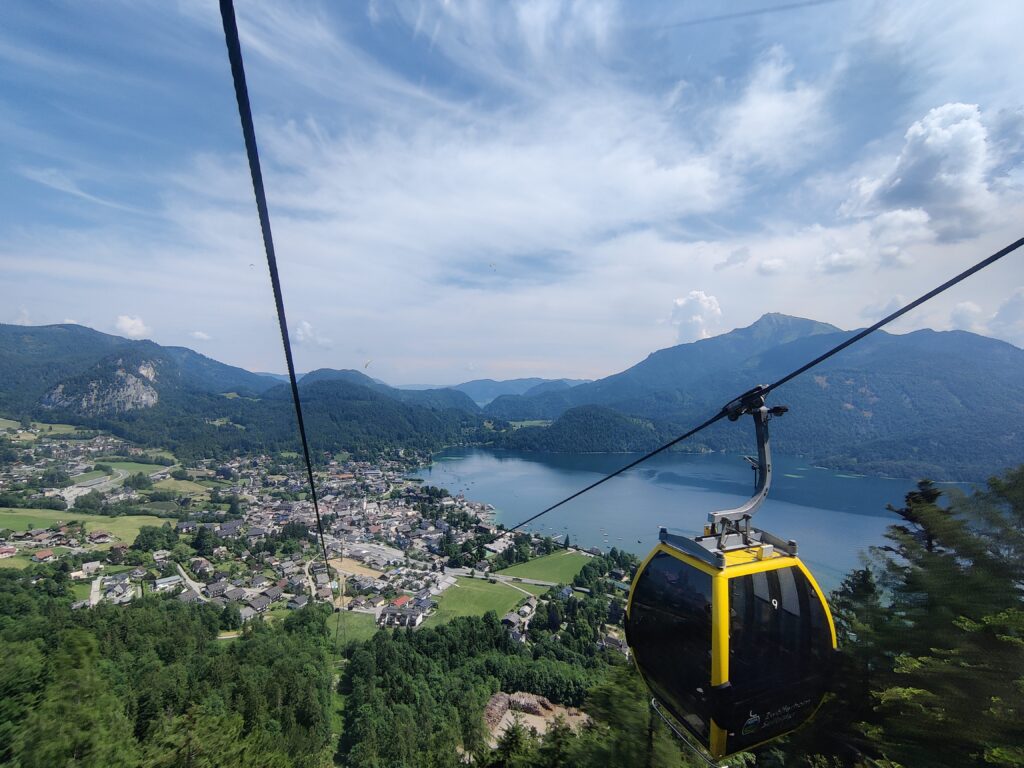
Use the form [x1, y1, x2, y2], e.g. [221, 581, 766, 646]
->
[413, 448, 974, 592]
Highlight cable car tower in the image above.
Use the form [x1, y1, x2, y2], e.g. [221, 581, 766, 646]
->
[625, 390, 837, 763]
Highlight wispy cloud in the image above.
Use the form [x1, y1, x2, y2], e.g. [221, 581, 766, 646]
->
[20, 167, 147, 213]
[1, 1, 1022, 378]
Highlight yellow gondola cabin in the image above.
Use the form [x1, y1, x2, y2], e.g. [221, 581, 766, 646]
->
[625, 393, 837, 761]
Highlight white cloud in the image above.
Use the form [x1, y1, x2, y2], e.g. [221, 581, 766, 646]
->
[190, 330, 211, 341]
[816, 249, 867, 274]
[870, 208, 932, 244]
[714, 246, 750, 272]
[861, 295, 907, 321]
[115, 315, 150, 339]
[715, 46, 827, 171]
[757, 258, 785, 276]
[3, 3, 1023, 381]
[13, 307, 31, 326]
[988, 288, 1024, 347]
[869, 210, 932, 268]
[875, 246, 908, 269]
[856, 103, 996, 241]
[950, 301, 985, 334]
[671, 291, 722, 342]
[292, 320, 332, 348]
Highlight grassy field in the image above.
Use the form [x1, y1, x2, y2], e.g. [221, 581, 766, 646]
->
[0, 417, 82, 437]
[0, 555, 33, 569]
[424, 577, 525, 626]
[329, 611, 380, 645]
[153, 478, 208, 496]
[196, 479, 232, 489]
[512, 581, 553, 597]
[71, 581, 93, 601]
[144, 501, 180, 513]
[72, 470, 107, 485]
[265, 606, 291, 624]
[496, 551, 590, 583]
[0, 508, 173, 546]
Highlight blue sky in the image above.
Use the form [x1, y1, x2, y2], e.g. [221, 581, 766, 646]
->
[2, 0, 1023, 383]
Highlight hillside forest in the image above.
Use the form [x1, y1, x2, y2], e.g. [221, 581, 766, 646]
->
[1, 466, 1021, 767]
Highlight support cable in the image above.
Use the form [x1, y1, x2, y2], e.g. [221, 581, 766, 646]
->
[508, 236, 1024, 533]
[219, 0, 341, 643]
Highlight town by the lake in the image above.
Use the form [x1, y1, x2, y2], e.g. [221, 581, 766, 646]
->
[0, 418, 631, 659]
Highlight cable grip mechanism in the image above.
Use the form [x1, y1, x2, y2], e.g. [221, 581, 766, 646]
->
[659, 388, 797, 566]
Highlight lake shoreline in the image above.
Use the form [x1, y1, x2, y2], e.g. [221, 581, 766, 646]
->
[413, 447, 976, 593]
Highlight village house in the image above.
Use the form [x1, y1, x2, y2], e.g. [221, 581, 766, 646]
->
[378, 605, 426, 628]
[247, 594, 272, 613]
[205, 580, 229, 598]
[105, 582, 134, 604]
[600, 634, 630, 657]
[251, 573, 269, 588]
[152, 575, 183, 592]
[216, 519, 244, 539]
[263, 586, 283, 602]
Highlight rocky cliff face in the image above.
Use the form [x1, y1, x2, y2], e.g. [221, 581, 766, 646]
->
[40, 360, 159, 415]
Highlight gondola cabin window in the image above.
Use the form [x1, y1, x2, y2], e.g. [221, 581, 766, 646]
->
[628, 551, 713, 739]
[722, 565, 833, 753]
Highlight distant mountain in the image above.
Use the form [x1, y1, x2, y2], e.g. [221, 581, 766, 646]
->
[301, 369, 480, 413]
[482, 314, 1024, 480]
[452, 377, 590, 406]
[254, 372, 304, 383]
[4, 317, 1022, 479]
[485, 314, 838, 421]
[0, 325, 488, 460]
[497, 405, 661, 453]
[0, 323, 278, 416]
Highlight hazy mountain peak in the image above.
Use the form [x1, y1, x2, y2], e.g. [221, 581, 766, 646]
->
[731, 313, 841, 342]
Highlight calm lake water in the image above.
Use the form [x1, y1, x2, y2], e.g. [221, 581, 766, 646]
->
[413, 448, 974, 593]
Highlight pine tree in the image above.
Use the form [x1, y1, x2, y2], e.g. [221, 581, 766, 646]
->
[845, 473, 1023, 767]
[13, 631, 138, 768]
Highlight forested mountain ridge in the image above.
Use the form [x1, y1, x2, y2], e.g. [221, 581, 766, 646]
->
[301, 368, 481, 413]
[2, 318, 1022, 477]
[35, 376, 488, 462]
[484, 314, 840, 420]
[483, 315, 1024, 480]
[0, 324, 491, 461]
[451, 377, 590, 406]
[0, 323, 278, 416]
